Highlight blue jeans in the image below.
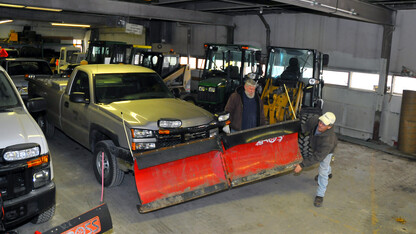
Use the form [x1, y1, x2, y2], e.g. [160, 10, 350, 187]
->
[316, 153, 333, 197]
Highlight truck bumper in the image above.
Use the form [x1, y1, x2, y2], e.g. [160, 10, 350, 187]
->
[3, 181, 55, 229]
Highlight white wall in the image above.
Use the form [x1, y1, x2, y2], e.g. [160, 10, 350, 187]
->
[390, 10, 416, 73]
[234, 13, 384, 72]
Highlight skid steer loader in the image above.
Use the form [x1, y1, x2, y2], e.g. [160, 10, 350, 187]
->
[261, 46, 329, 158]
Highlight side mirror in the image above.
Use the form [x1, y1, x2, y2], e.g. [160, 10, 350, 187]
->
[70, 92, 89, 103]
[322, 54, 329, 67]
[26, 97, 46, 113]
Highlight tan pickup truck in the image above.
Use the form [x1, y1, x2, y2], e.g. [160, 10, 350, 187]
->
[28, 64, 229, 187]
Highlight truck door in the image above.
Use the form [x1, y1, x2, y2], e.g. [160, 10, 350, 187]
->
[61, 70, 91, 147]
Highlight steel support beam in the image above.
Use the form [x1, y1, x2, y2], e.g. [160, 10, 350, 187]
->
[0, 0, 234, 26]
[271, 0, 394, 25]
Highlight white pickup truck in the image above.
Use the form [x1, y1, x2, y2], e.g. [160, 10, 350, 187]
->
[0, 66, 55, 230]
[28, 64, 229, 187]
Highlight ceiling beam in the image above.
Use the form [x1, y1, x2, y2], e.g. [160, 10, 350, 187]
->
[0, 0, 234, 26]
[271, 0, 394, 25]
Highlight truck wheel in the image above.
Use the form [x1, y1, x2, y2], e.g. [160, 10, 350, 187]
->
[36, 114, 55, 138]
[298, 112, 317, 159]
[31, 205, 55, 224]
[93, 140, 124, 187]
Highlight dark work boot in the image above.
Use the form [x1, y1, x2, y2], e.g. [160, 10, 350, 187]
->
[314, 196, 324, 207]
[315, 173, 332, 182]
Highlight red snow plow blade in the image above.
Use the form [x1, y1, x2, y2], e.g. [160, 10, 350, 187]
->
[133, 119, 302, 213]
[220, 120, 302, 187]
[133, 137, 228, 213]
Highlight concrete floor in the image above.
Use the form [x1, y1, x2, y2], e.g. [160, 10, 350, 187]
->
[15, 130, 416, 234]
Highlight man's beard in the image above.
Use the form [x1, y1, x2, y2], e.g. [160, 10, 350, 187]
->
[245, 90, 255, 99]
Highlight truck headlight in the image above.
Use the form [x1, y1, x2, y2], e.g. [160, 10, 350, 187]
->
[3, 144, 40, 161]
[216, 112, 230, 122]
[158, 119, 182, 128]
[131, 129, 154, 138]
[198, 86, 206, 92]
[208, 87, 216, 92]
[33, 169, 50, 188]
[132, 142, 156, 150]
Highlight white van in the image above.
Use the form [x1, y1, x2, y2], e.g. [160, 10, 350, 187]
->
[0, 66, 55, 230]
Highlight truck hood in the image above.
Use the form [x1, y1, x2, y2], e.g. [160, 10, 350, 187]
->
[100, 98, 215, 128]
[199, 77, 227, 87]
[0, 107, 48, 154]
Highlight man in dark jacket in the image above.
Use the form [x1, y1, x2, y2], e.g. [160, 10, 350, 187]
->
[225, 78, 266, 132]
[294, 112, 338, 207]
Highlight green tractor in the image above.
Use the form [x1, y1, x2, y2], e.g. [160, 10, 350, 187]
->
[188, 43, 262, 113]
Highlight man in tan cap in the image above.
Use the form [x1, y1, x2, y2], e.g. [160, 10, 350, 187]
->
[294, 112, 338, 207]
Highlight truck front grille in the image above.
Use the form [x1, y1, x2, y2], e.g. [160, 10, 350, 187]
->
[0, 169, 31, 200]
[197, 88, 219, 103]
[157, 131, 209, 148]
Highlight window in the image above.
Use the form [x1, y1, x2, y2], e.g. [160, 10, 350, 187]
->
[392, 75, 416, 94]
[322, 70, 349, 86]
[197, 58, 205, 70]
[179, 57, 188, 65]
[73, 39, 83, 51]
[350, 72, 379, 91]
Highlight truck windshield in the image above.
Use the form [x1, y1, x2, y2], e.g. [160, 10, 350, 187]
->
[0, 71, 20, 109]
[7, 61, 53, 76]
[267, 48, 314, 80]
[95, 73, 174, 104]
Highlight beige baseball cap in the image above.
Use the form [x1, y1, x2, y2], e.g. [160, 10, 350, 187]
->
[319, 112, 336, 126]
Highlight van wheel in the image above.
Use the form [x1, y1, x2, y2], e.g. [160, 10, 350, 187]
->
[31, 205, 55, 224]
[36, 114, 54, 138]
[93, 140, 124, 187]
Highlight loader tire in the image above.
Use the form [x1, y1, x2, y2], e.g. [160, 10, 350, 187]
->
[93, 140, 125, 187]
[298, 112, 317, 159]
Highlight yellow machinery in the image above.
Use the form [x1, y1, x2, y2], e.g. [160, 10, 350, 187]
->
[260, 46, 329, 125]
[261, 79, 304, 124]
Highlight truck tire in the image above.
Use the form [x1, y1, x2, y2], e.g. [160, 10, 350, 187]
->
[36, 114, 55, 138]
[31, 205, 55, 224]
[298, 112, 317, 159]
[93, 140, 124, 187]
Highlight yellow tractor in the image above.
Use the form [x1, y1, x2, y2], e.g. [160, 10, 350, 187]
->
[260, 47, 329, 158]
[261, 46, 329, 123]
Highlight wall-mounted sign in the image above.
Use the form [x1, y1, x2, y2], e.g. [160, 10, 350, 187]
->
[126, 23, 143, 35]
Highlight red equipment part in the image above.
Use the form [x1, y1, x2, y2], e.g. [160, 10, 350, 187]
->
[133, 119, 302, 213]
[222, 132, 302, 187]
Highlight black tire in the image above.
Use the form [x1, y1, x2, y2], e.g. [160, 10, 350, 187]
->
[31, 205, 55, 224]
[93, 140, 124, 187]
[298, 112, 318, 159]
[36, 114, 55, 138]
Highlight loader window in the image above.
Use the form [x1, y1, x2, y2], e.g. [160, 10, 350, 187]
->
[267, 48, 314, 81]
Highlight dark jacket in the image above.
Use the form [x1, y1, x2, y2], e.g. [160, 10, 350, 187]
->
[225, 86, 266, 131]
[300, 115, 338, 168]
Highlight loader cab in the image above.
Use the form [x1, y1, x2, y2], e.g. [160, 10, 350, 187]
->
[197, 44, 261, 112]
[262, 47, 329, 123]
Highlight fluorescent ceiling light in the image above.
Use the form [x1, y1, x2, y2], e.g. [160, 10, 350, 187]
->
[25, 6, 62, 12]
[51, 23, 90, 28]
[0, 20, 13, 24]
[0, 3, 24, 8]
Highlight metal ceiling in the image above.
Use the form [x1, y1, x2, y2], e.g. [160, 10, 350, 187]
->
[140, 0, 416, 14]
[0, 0, 403, 27]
